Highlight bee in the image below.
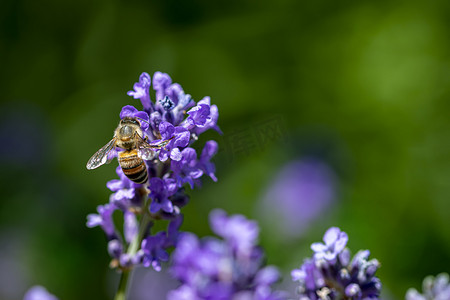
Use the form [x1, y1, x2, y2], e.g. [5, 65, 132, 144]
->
[86, 117, 172, 184]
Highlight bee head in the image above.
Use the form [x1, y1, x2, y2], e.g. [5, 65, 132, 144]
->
[120, 117, 141, 127]
[118, 117, 141, 138]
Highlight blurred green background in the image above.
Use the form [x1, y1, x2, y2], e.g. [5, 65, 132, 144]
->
[1, 0, 450, 299]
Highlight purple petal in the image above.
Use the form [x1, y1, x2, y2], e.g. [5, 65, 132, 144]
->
[174, 128, 190, 148]
[314, 251, 326, 260]
[150, 201, 162, 213]
[167, 215, 183, 246]
[334, 232, 348, 253]
[127, 73, 151, 98]
[209, 209, 227, 235]
[201, 141, 218, 161]
[323, 251, 337, 261]
[24, 286, 58, 300]
[323, 227, 340, 246]
[165, 83, 183, 105]
[159, 121, 175, 140]
[170, 148, 182, 161]
[149, 177, 164, 193]
[159, 149, 169, 162]
[120, 105, 139, 119]
[209, 210, 259, 255]
[150, 111, 162, 129]
[345, 283, 361, 297]
[127, 73, 152, 111]
[106, 179, 123, 192]
[198, 96, 211, 106]
[161, 199, 174, 213]
[120, 253, 132, 267]
[189, 169, 203, 179]
[87, 204, 116, 237]
[164, 178, 178, 194]
[156, 248, 170, 261]
[255, 266, 280, 286]
[152, 260, 162, 271]
[173, 233, 200, 263]
[187, 103, 211, 127]
[311, 242, 327, 253]
[351, 250, 370, 270]
[406, 289, 426, 300]
[138, 72, 151, 88]
[182, 148, 197, 163]
[111, 189, 135, 206]
[291, 269, 305, 282]
[339, 248, 351, 266]
[86, 214, 102, 228]
[108, 239, 123, 258]
[153, 71, 172, 101]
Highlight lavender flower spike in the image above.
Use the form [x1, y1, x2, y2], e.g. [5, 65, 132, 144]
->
[406, 273, 450, 300]
[209, 208, 259, 257]
[87, 71, 220, 273]
[292, 227, 381, 300]
[311, 227, 348, 262]
[169, 209, 286, 300]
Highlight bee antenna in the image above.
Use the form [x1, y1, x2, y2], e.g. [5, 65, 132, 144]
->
[135, 117, 150, 125]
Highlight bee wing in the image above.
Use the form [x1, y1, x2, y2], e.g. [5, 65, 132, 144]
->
[86, 137, 117, 170]
[136, 134, 173, 160]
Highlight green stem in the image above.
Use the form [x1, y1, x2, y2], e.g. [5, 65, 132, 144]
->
[113, 188, 152, 300]
[127, 210, 151, 255]
[114, 270, 130, 300]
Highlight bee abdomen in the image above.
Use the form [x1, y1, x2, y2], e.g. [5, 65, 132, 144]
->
[118, 150, 148, 184]
[122, 162, 148, 184]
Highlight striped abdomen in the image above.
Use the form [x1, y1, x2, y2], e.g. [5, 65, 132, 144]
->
[118, 149, 148, 184]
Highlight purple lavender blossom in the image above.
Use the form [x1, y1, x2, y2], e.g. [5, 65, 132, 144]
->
[187, 97, 222, 135]
[87, 71, 220, 272]
[86, 203, 117, 240]
[158, 122, 190, 162]
[258, 159, 336, 240]
[127, 72, 153, 111]
[168, 209, 286, 300]
[291, 227, 381, 300]
[406, 273, 450, 300]
[141, 215, 183, 271]
[107, 166, 142, 209]
[171, 148, 203, 188]
[148, 177, 178, 213]
[311, 227, 348, 262]
[23, 286, 58, 300]
[199, 140, 218, 182]
[209, 209, 259, 257]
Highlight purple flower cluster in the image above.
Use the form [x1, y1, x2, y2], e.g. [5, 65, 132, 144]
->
[406, 273, 450, 300]
[291, 227, 381, 300]
[23, 286, 58, 300]
[168, 209, 286, 300]
[87, 72, 220, 271]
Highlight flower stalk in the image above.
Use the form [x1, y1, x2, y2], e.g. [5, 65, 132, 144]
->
[85, 71, 221, 298]
[114, 270, 130, 300]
